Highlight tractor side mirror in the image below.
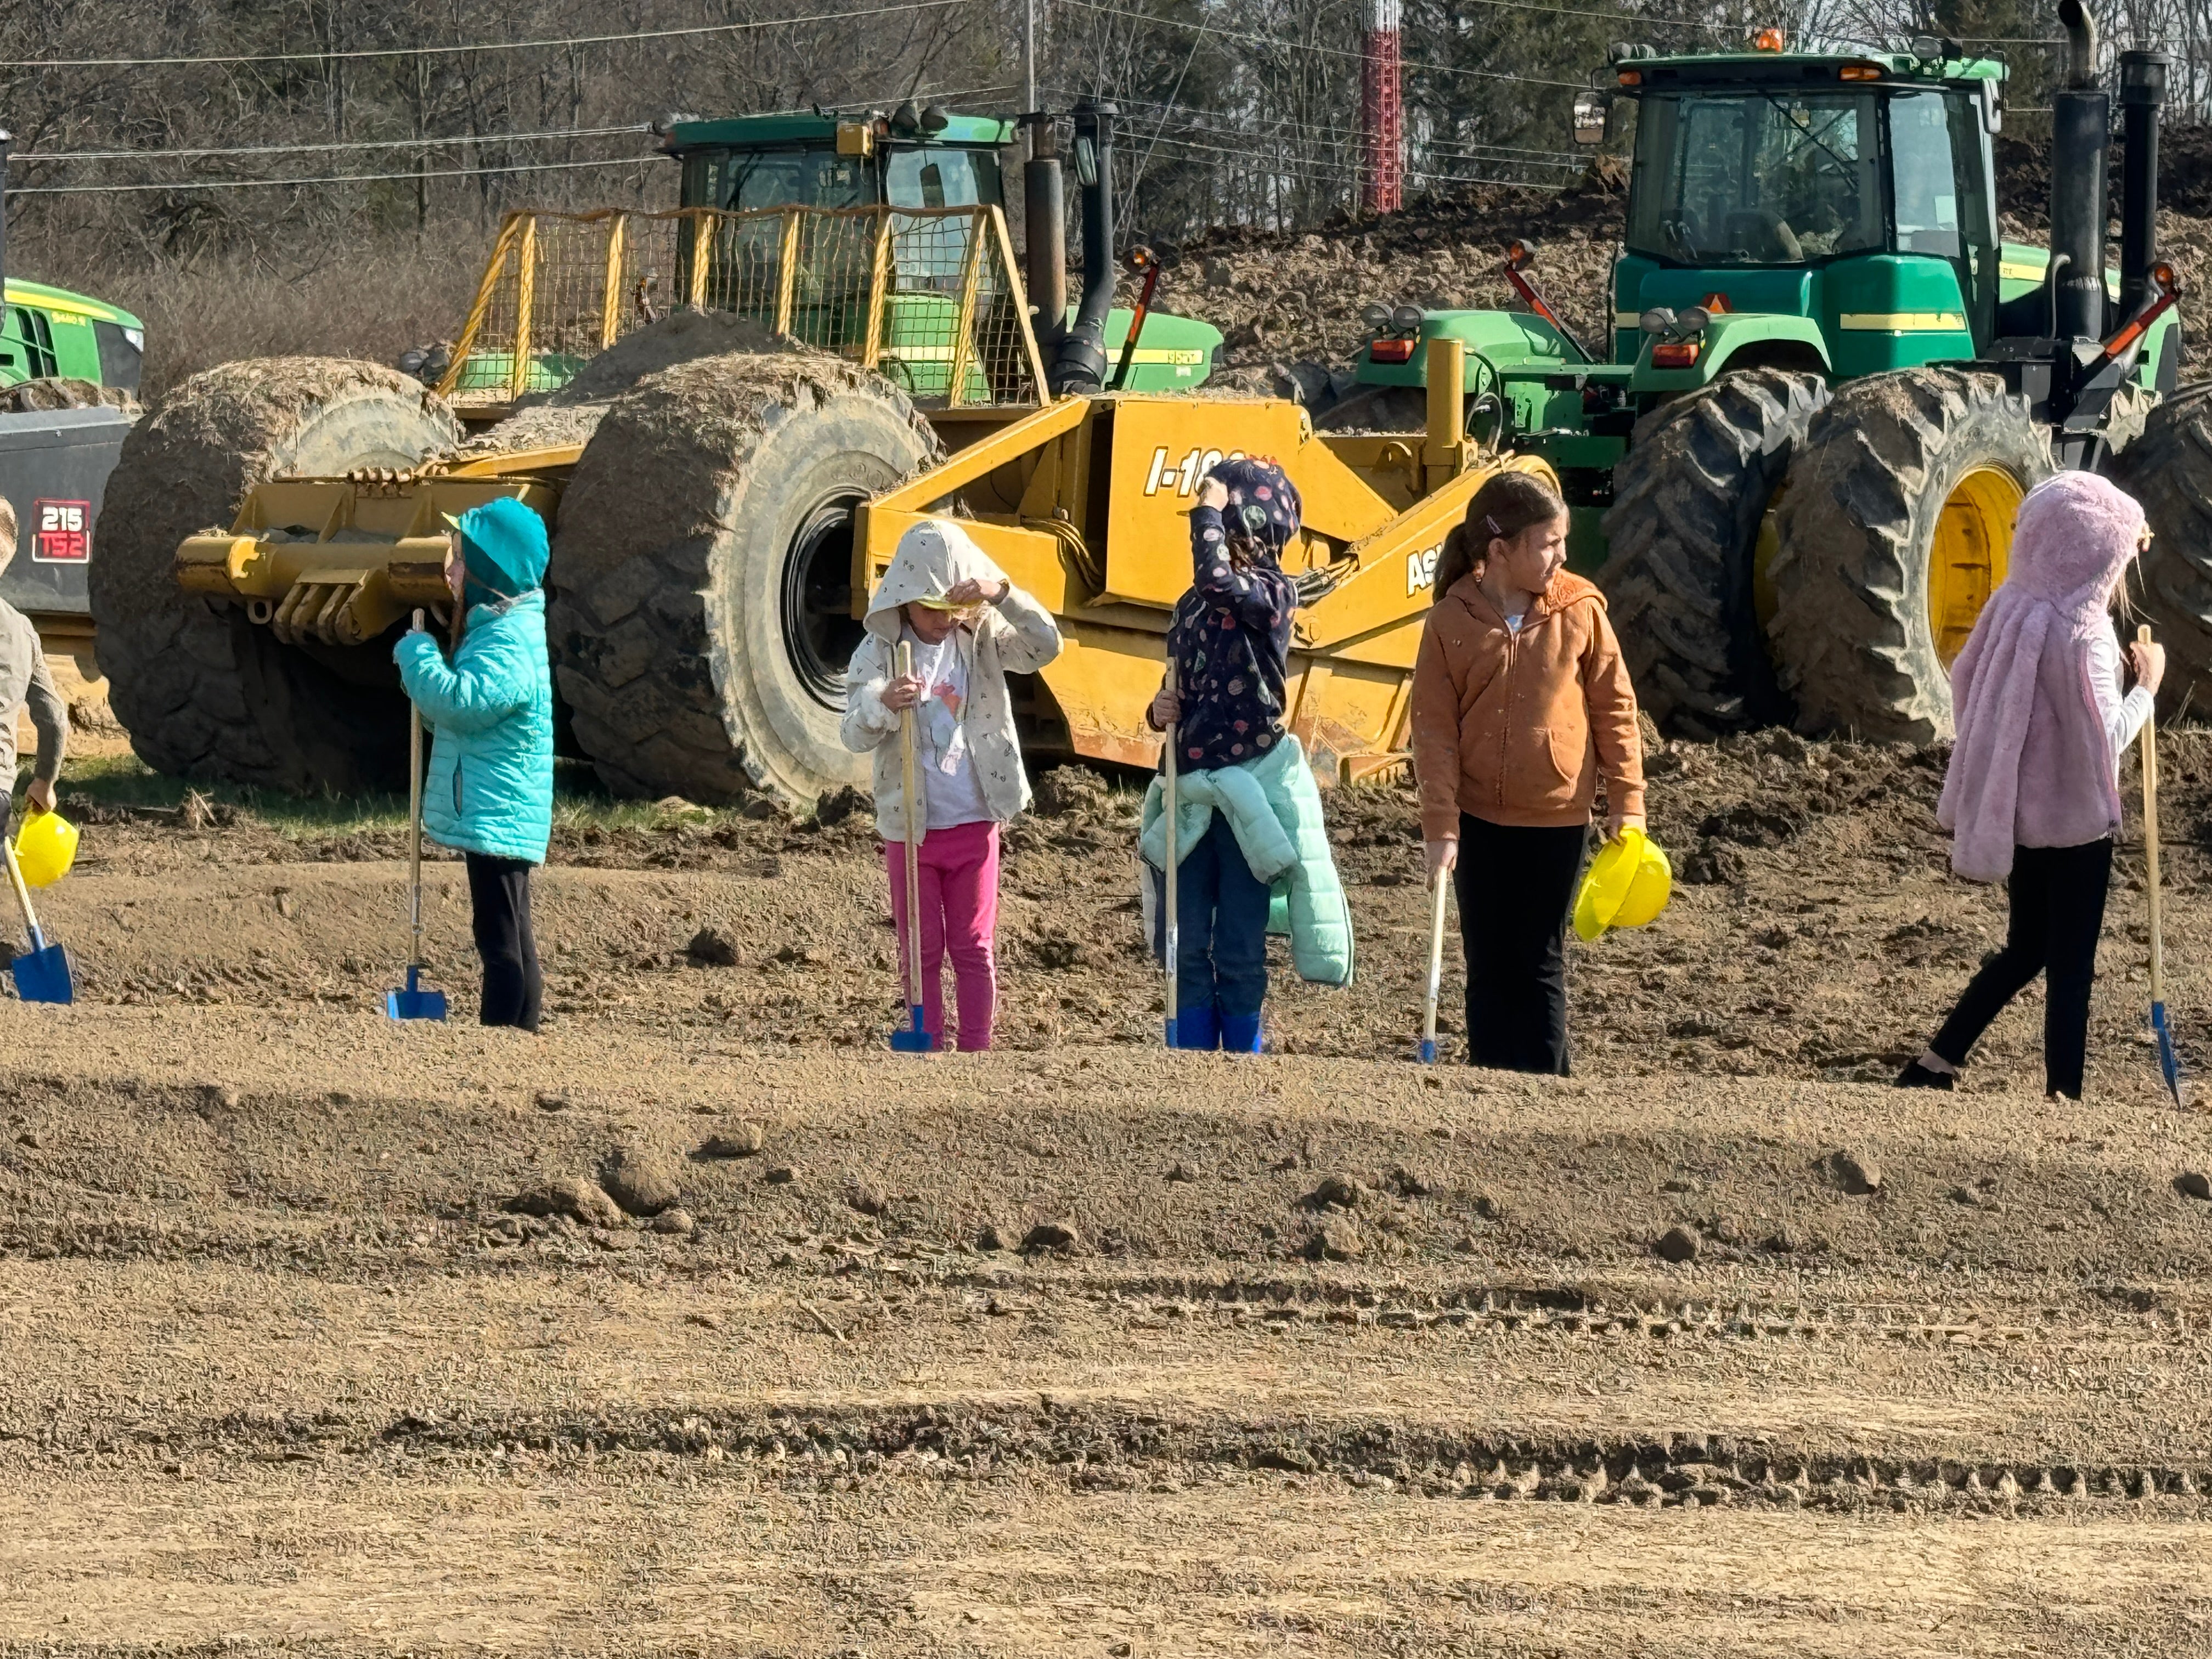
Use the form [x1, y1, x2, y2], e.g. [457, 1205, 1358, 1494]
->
[1573, 90, 1612, 146]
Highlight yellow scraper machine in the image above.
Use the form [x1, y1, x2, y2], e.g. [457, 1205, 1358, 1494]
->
[857, 337, 1551, 779]
[123, 97, 1547, 803]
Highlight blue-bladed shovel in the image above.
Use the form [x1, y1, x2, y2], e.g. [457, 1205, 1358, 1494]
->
[387, 610, 448, 1022]
[2137, 624, 2184, 1104]
[3, 833, 70, 1004]
[889, 640, 932, 1053]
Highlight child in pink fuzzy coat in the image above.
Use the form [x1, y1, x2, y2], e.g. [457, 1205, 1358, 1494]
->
[1898, 472, 2162, 1101]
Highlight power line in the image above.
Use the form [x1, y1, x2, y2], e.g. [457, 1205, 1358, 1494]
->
[13, 123, 653, 165]
[1126, 125, 1565, 194]
[1060, 0, 1587, 87]
[0, 0, 972, 70]
[9, 155, 664, 195]
[1083, 88, 1581, 160]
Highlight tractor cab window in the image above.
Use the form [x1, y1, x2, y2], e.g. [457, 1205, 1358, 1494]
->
[1888, 88, 1993, 258]
[1629, 91, 1883, 264]
[689, 145, 876, 212]
[883, 145, 1002, 211]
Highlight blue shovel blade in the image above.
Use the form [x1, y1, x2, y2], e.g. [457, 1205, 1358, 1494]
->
[1418, 1039, 1437, 1065]
[2153, 1001, 2186, 1102]
[10, 941, 71, 1005]
[386, 966, 448, 1022]
[890, 1006, 934, 1053]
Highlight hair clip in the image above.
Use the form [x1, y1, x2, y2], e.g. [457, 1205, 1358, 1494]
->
[1481, 515, 1503, 537]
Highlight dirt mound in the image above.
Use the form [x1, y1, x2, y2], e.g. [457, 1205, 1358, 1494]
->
[548, 310, 788, 405]
[1145, 178, 1625, 379]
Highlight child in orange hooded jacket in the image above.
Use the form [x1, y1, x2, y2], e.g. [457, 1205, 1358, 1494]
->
[1409, 471, 1646, 1073]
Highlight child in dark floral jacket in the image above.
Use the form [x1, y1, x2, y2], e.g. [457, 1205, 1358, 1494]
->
[1144, 456, 1304, 1050]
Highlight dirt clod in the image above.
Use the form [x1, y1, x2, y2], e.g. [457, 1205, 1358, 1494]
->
[600, 1145, 682, 1216]
[1311, 1173, 1363, 1209]
[1022, 1220, 1081, 1253]
[1310, 1220, 1363, 1261]
[977, 1222, 1016, 1251]
[847, 1182, 889, 1217]
[1831, 1149, 1883, 1195]
[685, 927, 741, 967]
[651, 1207, 697, 1236]
[1656, 1225, 1701, 1263]
[699, 1122, 765, 1159]
[2176, 1171, 2212, 1201]
[506, 1175, 624, 1229]
[534, 1092, 571, 1113]
[765, 1165, 797, 1185]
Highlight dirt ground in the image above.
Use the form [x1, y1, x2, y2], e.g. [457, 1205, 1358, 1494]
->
[7, 731, 2212, 1654]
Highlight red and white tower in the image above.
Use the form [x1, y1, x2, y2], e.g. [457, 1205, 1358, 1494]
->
[1361, 0, 1403, 215]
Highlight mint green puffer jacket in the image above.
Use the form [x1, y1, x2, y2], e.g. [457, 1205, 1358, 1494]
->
[394, 592, 554, 864]
[1139, 733, 1355, 986]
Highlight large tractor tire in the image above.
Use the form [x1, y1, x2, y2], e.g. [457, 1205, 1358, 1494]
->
[1767, 367, 2055, 743]
[548, 350, 941, 805]
[1597, 368, 1829, 736]
[2108, 379, 2212, 717]
[91, 358, 462, 792]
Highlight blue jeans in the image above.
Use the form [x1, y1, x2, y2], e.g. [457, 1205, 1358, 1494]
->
[1158, 814, 1272, 1019]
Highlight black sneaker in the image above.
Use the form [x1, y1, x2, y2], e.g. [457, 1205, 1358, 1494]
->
[1895, 1058, 1956, 1091]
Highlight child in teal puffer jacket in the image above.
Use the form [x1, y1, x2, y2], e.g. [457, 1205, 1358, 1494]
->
[394, 496, 554, 1031]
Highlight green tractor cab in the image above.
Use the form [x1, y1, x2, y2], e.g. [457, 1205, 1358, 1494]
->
[1330, 7, 2205, 740]
[461, 105, 1220, 404]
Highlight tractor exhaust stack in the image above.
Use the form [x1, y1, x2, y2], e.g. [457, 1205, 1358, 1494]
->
[1023, 114, 1069, 358]
[2049, 0, 2110, 342]
[2119, 49, 2171, 322]
[1049, 97, 1119, 394]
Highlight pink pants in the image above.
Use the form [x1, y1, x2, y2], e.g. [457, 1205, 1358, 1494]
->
[884, 819, 1000, 1051]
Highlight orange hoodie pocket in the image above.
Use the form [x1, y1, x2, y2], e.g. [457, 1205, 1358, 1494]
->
[1534, 725, 1579, 785]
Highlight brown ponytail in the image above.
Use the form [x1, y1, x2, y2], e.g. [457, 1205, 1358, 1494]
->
[1432, 470, 1566, 600]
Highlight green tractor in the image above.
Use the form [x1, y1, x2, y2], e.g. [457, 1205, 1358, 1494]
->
[1329, 2, 2201, 740]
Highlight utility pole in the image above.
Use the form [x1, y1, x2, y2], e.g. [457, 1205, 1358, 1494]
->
[1361, 0, 1402, 215]
[1025, 0, 1037, 113]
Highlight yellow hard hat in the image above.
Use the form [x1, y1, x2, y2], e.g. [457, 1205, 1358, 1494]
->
[13, 808, 78, 889]
[1573, 826, 1672, 943]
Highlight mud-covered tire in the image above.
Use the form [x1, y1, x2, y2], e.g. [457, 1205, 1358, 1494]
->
[1768, 368, 2055, 743]
[2108, 379, 2212, 716]
[89, 358, 462, 791]
[548, 351, 941, 805]
[1598, 368, 1829, 736]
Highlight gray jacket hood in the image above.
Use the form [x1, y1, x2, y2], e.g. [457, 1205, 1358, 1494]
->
[862, 518, 1010, 643]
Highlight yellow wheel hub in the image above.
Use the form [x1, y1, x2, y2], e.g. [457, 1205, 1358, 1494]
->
[1928, 467, 2023, 664]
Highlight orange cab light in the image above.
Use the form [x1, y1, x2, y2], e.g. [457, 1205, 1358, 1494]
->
[2153, 260, 2177, 290]
[1651, 340, 1701, 368]
[1752, 26, 1786, 50]
[1839, 63, 1882, 80]
[1369, 339, 1416, 364]
[1617, 69, 1643, 85]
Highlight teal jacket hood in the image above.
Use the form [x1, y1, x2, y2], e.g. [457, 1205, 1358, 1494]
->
[453, 497, 550, 600]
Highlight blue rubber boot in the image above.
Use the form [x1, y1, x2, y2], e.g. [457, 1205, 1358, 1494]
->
[1220, 1011, 1263, 1054]
[1173, 1000, 1220, 1051]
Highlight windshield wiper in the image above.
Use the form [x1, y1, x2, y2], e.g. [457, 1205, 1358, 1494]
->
[1759, 91, 1857, 182]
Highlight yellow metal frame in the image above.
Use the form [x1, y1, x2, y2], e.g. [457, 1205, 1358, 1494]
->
[434, 202, 1047, 413]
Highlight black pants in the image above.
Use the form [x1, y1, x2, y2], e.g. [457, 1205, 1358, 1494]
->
[1454, 812, 1587, 1075]
[466, 853, 543, 1032]
[1929, 837, 2112, 1098]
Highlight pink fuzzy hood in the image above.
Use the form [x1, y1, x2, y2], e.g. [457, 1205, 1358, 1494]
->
[1936, 471, 2145, 882]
